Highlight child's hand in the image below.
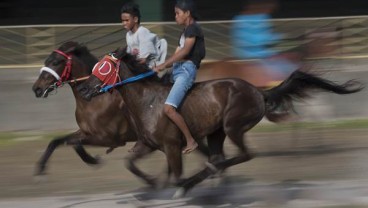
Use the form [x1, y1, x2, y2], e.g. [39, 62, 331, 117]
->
[131, 48, 139, 56]
[153, 64, 166, 73]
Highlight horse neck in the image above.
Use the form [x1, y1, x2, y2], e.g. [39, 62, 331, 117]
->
[70, 55, 95, 102]
[119, 80, 148, 111]
[118, 64, 159, 114]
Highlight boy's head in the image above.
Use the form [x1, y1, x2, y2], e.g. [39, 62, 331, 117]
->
[175, 0, 199, 24]
[120, 2, 141, 31]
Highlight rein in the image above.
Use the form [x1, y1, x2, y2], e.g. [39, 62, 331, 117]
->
[48, 76, 90, 89]
[100, 70, 156, 93]
[91, 53, 156, 93]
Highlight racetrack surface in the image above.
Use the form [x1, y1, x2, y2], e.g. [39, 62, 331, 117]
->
[1, 129, 368, 207]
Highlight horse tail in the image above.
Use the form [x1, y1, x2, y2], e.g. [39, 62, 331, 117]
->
[263, 70, 364, 122]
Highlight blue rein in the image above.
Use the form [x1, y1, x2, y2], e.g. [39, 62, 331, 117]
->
[99, 70, 156, 93]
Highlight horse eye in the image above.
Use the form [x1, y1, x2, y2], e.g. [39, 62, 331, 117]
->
[52, 60, 64, 66]
[51, 61, 58, 66]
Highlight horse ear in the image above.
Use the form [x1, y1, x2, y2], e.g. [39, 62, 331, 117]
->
[113, 46, 128, 59]
[65, 46, 77, 54]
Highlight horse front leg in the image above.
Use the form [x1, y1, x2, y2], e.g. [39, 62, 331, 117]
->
[163, 141, 183, 187]
[35, 136, 66, 176]
[124, 140, 157, 187]
[73, 143, 101, 165]
[35, 130, 99, 176]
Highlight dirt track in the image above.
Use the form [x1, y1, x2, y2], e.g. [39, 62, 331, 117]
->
[1, 128, 368, 206]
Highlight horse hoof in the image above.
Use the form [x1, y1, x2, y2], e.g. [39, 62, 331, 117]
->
[33, 175, 48, 184]
[172, 187, 186, 199]
[146, 178, 158, 189]
[95, 155, 102, 163]
[89, 155, 104, 168]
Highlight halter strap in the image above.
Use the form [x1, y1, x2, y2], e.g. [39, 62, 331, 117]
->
[53, 49, 73, 86]
[54, 49, 69, 59]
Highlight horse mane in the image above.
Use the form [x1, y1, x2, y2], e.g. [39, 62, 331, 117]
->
[59, 41, 98, 73]
[113, 46, 161, 82]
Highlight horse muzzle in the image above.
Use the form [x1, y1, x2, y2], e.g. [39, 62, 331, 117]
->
[33, 87, 53, 98]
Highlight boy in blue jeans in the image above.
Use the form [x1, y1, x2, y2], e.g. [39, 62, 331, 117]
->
[153, 0, 205, 154]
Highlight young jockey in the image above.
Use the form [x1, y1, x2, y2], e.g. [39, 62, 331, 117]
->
[121, 2, 166, 68]
[153, 0, 205, 154]
[120, 2, 167, 153]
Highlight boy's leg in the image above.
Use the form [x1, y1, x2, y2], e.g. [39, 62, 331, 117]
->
[164, 62, 197, 154]
[163, 104, 198, 154]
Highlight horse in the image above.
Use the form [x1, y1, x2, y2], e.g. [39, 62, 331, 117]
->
[77, 48, 363, 197]
[32, 41, 214, 187]
[31, 41, 158, 184]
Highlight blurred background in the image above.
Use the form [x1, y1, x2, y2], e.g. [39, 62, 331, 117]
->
[1, 0, 368, 131]
[1, 0, 368, 207]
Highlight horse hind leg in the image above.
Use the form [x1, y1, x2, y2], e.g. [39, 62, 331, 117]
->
[174, 124, 254, 198]
[207, 128, 226, 181]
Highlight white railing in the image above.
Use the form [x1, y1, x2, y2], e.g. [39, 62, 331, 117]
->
[0, 16, 368, 67]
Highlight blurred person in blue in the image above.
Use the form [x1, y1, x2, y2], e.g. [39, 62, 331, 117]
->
[231, 0, 299, 82]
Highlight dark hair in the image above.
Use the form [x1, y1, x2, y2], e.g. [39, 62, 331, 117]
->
[175, 0, 199, 20]
[120, 2, 141, 24]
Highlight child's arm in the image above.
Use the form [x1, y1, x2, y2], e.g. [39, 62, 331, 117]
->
[153, 37, 195, 72]
[138, 30, 157, 65]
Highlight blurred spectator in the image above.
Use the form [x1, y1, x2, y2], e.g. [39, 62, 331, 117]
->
[231, 0, 299, 81]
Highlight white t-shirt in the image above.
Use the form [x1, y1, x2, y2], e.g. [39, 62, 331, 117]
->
[126, 26, 159, 67]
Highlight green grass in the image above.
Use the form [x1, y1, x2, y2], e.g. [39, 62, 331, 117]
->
[0, 131, 71, 147]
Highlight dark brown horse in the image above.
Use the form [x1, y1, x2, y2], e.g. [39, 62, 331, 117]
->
[31, 42, 146, 181]
[77, 48, 363, 197]
[32, 41, 213, 187]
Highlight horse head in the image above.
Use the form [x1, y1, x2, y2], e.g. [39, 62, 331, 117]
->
[32, 41, 98, 98]
[78, 46, 153, 101]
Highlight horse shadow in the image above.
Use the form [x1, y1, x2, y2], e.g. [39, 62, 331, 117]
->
[115, 176, 316, 207]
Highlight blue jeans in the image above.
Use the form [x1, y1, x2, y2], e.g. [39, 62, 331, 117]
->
[165, 61, 197, 108]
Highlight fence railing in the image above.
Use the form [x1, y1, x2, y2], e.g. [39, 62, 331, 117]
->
[1, 16, 368, 67]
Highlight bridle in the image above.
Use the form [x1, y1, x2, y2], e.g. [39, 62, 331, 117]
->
[41, 49, 90, 86]
[39, 49, 90, 97]
[40, 49, 74, 86]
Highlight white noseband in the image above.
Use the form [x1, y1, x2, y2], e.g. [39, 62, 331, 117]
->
[40, 66, 61, 80]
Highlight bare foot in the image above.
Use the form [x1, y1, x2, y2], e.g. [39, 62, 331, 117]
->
[106, 147, 115, 154]
[128, 147, 137, 153]
[182, 140, 198, 154]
